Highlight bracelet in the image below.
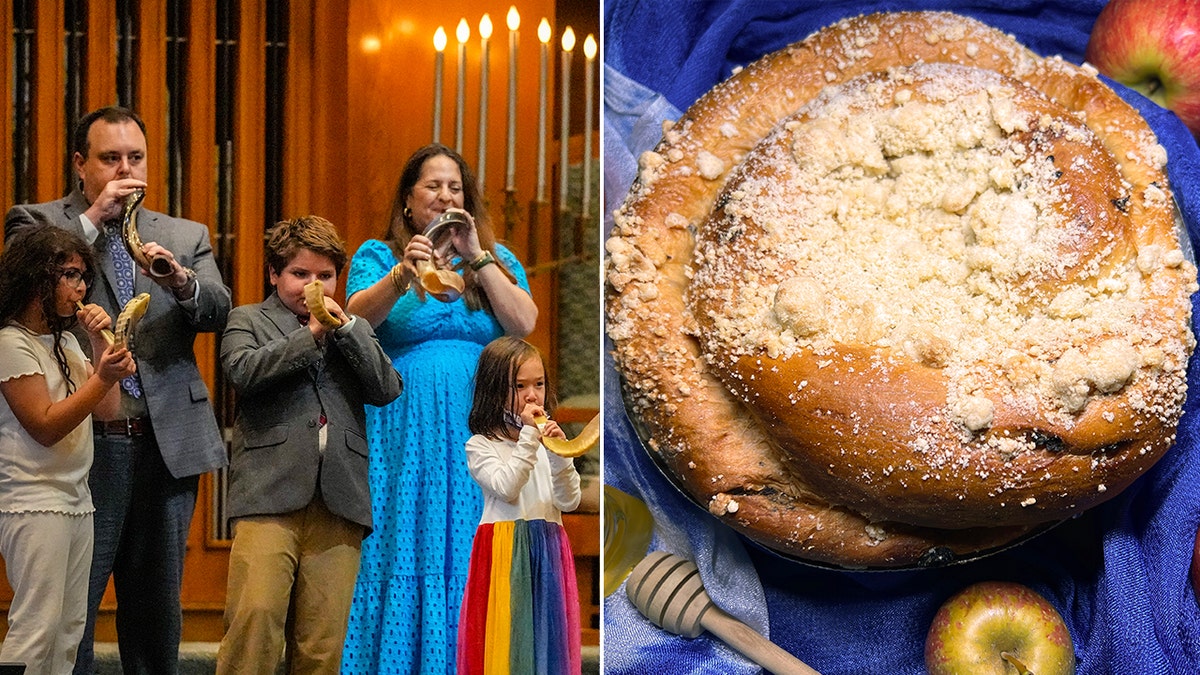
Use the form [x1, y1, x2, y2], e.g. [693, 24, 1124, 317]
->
[389, 264, 406, 294]
[469, 250, 496, 271]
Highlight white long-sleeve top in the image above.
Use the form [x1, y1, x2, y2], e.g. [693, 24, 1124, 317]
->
[465, 425, 581, 525]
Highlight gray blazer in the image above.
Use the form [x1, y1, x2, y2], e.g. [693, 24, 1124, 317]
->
[5, 189, 231, 478]
[220, 293, 402, 531]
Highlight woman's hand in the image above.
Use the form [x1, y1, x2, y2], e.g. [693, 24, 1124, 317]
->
[403, 234, 435, 275]
[444, 207, 483, 261]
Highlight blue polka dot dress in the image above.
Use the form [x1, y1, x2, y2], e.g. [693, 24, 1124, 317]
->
[341, 239, 529, 674]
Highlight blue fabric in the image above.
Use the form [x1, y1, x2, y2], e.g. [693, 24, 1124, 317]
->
[603, 2, 1200, 674]
[76, 436, 196, 674]
[340, 240, 531, 674]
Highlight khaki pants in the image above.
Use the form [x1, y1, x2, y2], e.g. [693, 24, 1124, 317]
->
[215, 498, 363, 675]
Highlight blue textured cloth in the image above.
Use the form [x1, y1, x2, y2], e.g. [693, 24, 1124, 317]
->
[603, 2, 1200, 674]
[340, 240, 530, 674]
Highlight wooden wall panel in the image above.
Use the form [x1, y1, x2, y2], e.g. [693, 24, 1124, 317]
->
[184, 0, 220, 418]
[282, 1, 350, 291]
[180, 2, 226, 629]
[310, 1, 349, 225]
[34, 0, 66, 202]
[284, 6, 315, 219]
[232, 0, 267, 307]
[0, 2, 13, 222]
[136, 0, 168, 211]
[84, 2, 117, 110]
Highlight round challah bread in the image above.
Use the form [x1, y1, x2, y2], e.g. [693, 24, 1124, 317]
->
[606, 11, 1197, 568]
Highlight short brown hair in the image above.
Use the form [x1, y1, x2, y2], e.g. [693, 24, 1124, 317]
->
[73, 106, 146, 157]
[265, 215, 347, 275]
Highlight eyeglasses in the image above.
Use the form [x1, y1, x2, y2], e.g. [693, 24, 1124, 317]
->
[60, 268, 92, 288]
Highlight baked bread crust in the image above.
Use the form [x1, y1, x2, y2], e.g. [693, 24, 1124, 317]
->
[606, 11, 1197, 567]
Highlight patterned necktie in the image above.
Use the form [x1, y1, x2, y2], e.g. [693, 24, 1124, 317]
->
[105, 224, 143, 398]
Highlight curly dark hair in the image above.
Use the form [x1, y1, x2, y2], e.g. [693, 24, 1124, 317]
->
[382, 143, 517, 312]
[0, 225, 97, 393]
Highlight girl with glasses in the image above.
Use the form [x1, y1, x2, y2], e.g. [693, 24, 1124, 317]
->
[0, 225, 134, 673]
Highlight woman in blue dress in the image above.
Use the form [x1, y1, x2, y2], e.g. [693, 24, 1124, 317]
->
[340, 144, 538, 673]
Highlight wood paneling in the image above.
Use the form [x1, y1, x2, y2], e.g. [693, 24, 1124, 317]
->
[283, 0, 349, 229]
[34, 0, 66, 202]
[135, 0, 168, 209]
[0, 1, 13, 218]
[184, 0, 220, 407]
[84, 2, 117, 110]
[232, 0, 267, 307]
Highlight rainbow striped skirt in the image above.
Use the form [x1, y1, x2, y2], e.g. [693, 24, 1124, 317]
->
[457, 519, 581, 674]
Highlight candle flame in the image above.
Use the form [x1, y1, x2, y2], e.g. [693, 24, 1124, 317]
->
[538, 18, 551, 44]
[584, 34, 597, 59]
[456, 18, 470, 44]
[562, 26, 575, 52]
[479, 13, 493, 39]
[434, 26, 447, 52]
[507, 6, 520, 31]
[361, 35, 381, 54]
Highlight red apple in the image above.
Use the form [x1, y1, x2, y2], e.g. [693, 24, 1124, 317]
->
[1192, 526, 1200, 601]
[925, 581, 1075, 675]
[1084, 0, 1200, 139]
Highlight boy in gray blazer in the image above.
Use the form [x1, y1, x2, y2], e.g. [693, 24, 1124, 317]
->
[215, 216, 402, 673]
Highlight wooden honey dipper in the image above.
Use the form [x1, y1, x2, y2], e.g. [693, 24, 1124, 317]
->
[626, 550, 822, 675]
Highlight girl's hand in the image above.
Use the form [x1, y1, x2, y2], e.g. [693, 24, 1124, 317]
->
[539, 419, 566, 440]
[76, 302, 114, 344]
[518, 403, 547, 429]
[96, 345, 136, 385]
[76, 302, 112, 333]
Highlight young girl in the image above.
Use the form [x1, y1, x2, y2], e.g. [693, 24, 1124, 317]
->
[0, 225, 134, 673]
[457, 336, 582, 675]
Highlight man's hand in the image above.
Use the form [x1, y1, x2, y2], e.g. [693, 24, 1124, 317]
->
[83, 178, 147, 226]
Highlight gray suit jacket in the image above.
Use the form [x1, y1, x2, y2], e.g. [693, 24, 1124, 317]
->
[220, 293, 403, 531]
[4, 189, 231, 478]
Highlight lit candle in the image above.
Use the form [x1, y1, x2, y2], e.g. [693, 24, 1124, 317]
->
[433, 27, 447, 143]
[536, 19, 551, 203]
[559, 27, 575, 213]
[477, 14, 492, 191]
[582, 34, 596, 218]
[505, 7, 520, 191]
[455, 18, 469, 154]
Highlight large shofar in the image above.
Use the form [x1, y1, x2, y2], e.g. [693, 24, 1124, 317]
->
[122, 189, 174, 278]
[416, 211, 467, 303]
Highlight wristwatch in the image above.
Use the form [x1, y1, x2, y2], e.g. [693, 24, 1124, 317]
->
[171, 267, 198, 295]
[469, 250, 496, 271]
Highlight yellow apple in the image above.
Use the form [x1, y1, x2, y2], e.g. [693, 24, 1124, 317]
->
[925, 580, 1075, 675]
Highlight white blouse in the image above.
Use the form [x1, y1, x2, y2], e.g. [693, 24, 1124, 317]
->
[0, 325, 93, 514]
[465, 425, 581, 525]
